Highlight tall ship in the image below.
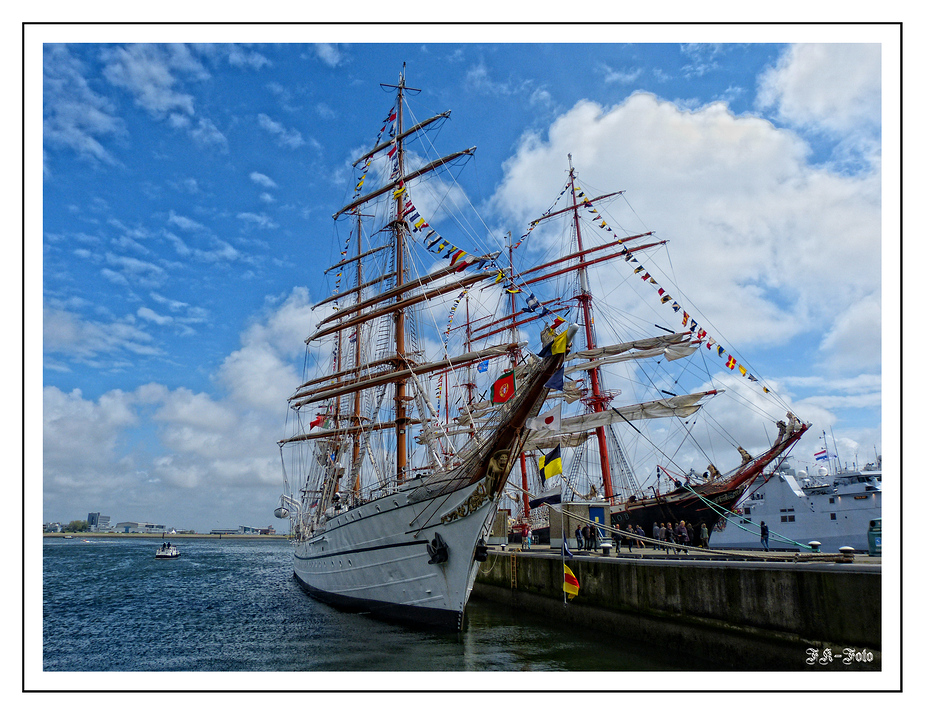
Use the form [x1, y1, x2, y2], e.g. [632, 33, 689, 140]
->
[474, 158, 809, 543]
[276, 69, 570, 630]
[710, 457, 881, 552]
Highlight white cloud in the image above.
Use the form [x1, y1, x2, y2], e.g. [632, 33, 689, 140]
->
[43, 386, 139, 499]
[237, 212, 279, 229]
[189, 117, 228, 149]
[100, 43, 229, 149]
[601, 64, 643, 85]
[257, 113, 306, 149]
[819, 292, 881, 372]
[491, 92, 880, 358]
[757, 44, 881, 135]
[104, 252, 167, 287]
[680, 43, 724, 78]
[167, 211, 208, 233]
[314, 43, 343, 67]
[43, 44, 125, 168]
[249, 172, 277, 188]
[163, 230, 191, 257]
[223, 44, 271, 70]
[43, 305, 159, 361]
[217, 288, 316, 413]
[101, 43, 204, 118]
[196, 239, 242, 264]
[43, 289, 317, 526]
[137, 306, 172, 325]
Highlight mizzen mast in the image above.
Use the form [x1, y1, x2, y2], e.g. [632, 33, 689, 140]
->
[526, 155, 620, 501]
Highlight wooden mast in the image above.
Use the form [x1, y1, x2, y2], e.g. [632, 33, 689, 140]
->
[507, 234, 531, 522]
[350, 212, 365, 500]
[390, 68, 411, 485]
[565, 154, 615, 501]
[314, 66, 484, 489]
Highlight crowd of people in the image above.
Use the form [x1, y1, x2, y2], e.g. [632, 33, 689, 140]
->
[572, 519, 713, 554]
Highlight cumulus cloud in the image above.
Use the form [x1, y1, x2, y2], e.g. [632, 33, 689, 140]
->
[818, 292, 881, 372]
[42, 288, 317, 528]
[217, 288, 315, 411]
[757, 43, 881, 135]
[43, 386, 140, 500]
[491, 92, 879, 357]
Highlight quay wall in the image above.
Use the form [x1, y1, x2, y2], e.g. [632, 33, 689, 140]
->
[474, 551, 880, 670]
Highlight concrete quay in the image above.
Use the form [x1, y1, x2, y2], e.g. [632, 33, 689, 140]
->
[473, 544, 881, 670]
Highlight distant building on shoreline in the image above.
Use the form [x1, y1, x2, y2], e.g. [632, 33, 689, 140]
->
[208, 526, 276, 535]
[241, 525, 276, 535]
[114, 521, 166, 534]
[87, 513, 111, 532]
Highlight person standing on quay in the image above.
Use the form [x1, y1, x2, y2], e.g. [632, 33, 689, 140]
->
[760, 521, 770, 551]
[700, 521, 709, 548]
[575, 525, 584, 550]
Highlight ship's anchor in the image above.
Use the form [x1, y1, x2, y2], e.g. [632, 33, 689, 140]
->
[427, 532, 449, 564]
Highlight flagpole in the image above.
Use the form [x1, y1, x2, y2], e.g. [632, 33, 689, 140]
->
[562, 502, 567, 605]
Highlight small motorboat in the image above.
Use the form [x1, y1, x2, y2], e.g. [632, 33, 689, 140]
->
[154, 543, 180, 559]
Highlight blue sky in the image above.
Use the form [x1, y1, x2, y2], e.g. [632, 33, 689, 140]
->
[31, 26, 896, 534]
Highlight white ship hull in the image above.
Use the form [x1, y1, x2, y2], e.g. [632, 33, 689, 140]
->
[293, 473, 501, 629]
[710, 466, 881, 552]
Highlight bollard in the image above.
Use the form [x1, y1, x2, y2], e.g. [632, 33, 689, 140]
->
[808, 541, 821, 552]
[601, 541, 612, 556]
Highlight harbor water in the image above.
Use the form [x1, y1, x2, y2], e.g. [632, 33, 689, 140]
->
[42, 536, 708, 673]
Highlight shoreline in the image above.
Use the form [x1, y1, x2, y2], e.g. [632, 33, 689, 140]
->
[43, 532, 290, 540]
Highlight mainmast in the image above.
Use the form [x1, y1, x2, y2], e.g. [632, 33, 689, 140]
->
[565, 155, 616, 502]
[349, 212, 367, 499]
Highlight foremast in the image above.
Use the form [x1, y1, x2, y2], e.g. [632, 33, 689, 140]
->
[281, 67, 492, 520]
[389, 71, 411, 486]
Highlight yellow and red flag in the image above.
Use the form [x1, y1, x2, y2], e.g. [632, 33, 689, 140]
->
[563, 564, 580, 599]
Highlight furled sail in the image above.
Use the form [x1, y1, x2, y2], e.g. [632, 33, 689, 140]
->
[521, 390, 720, 450]
[565, 341, 700, 374]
